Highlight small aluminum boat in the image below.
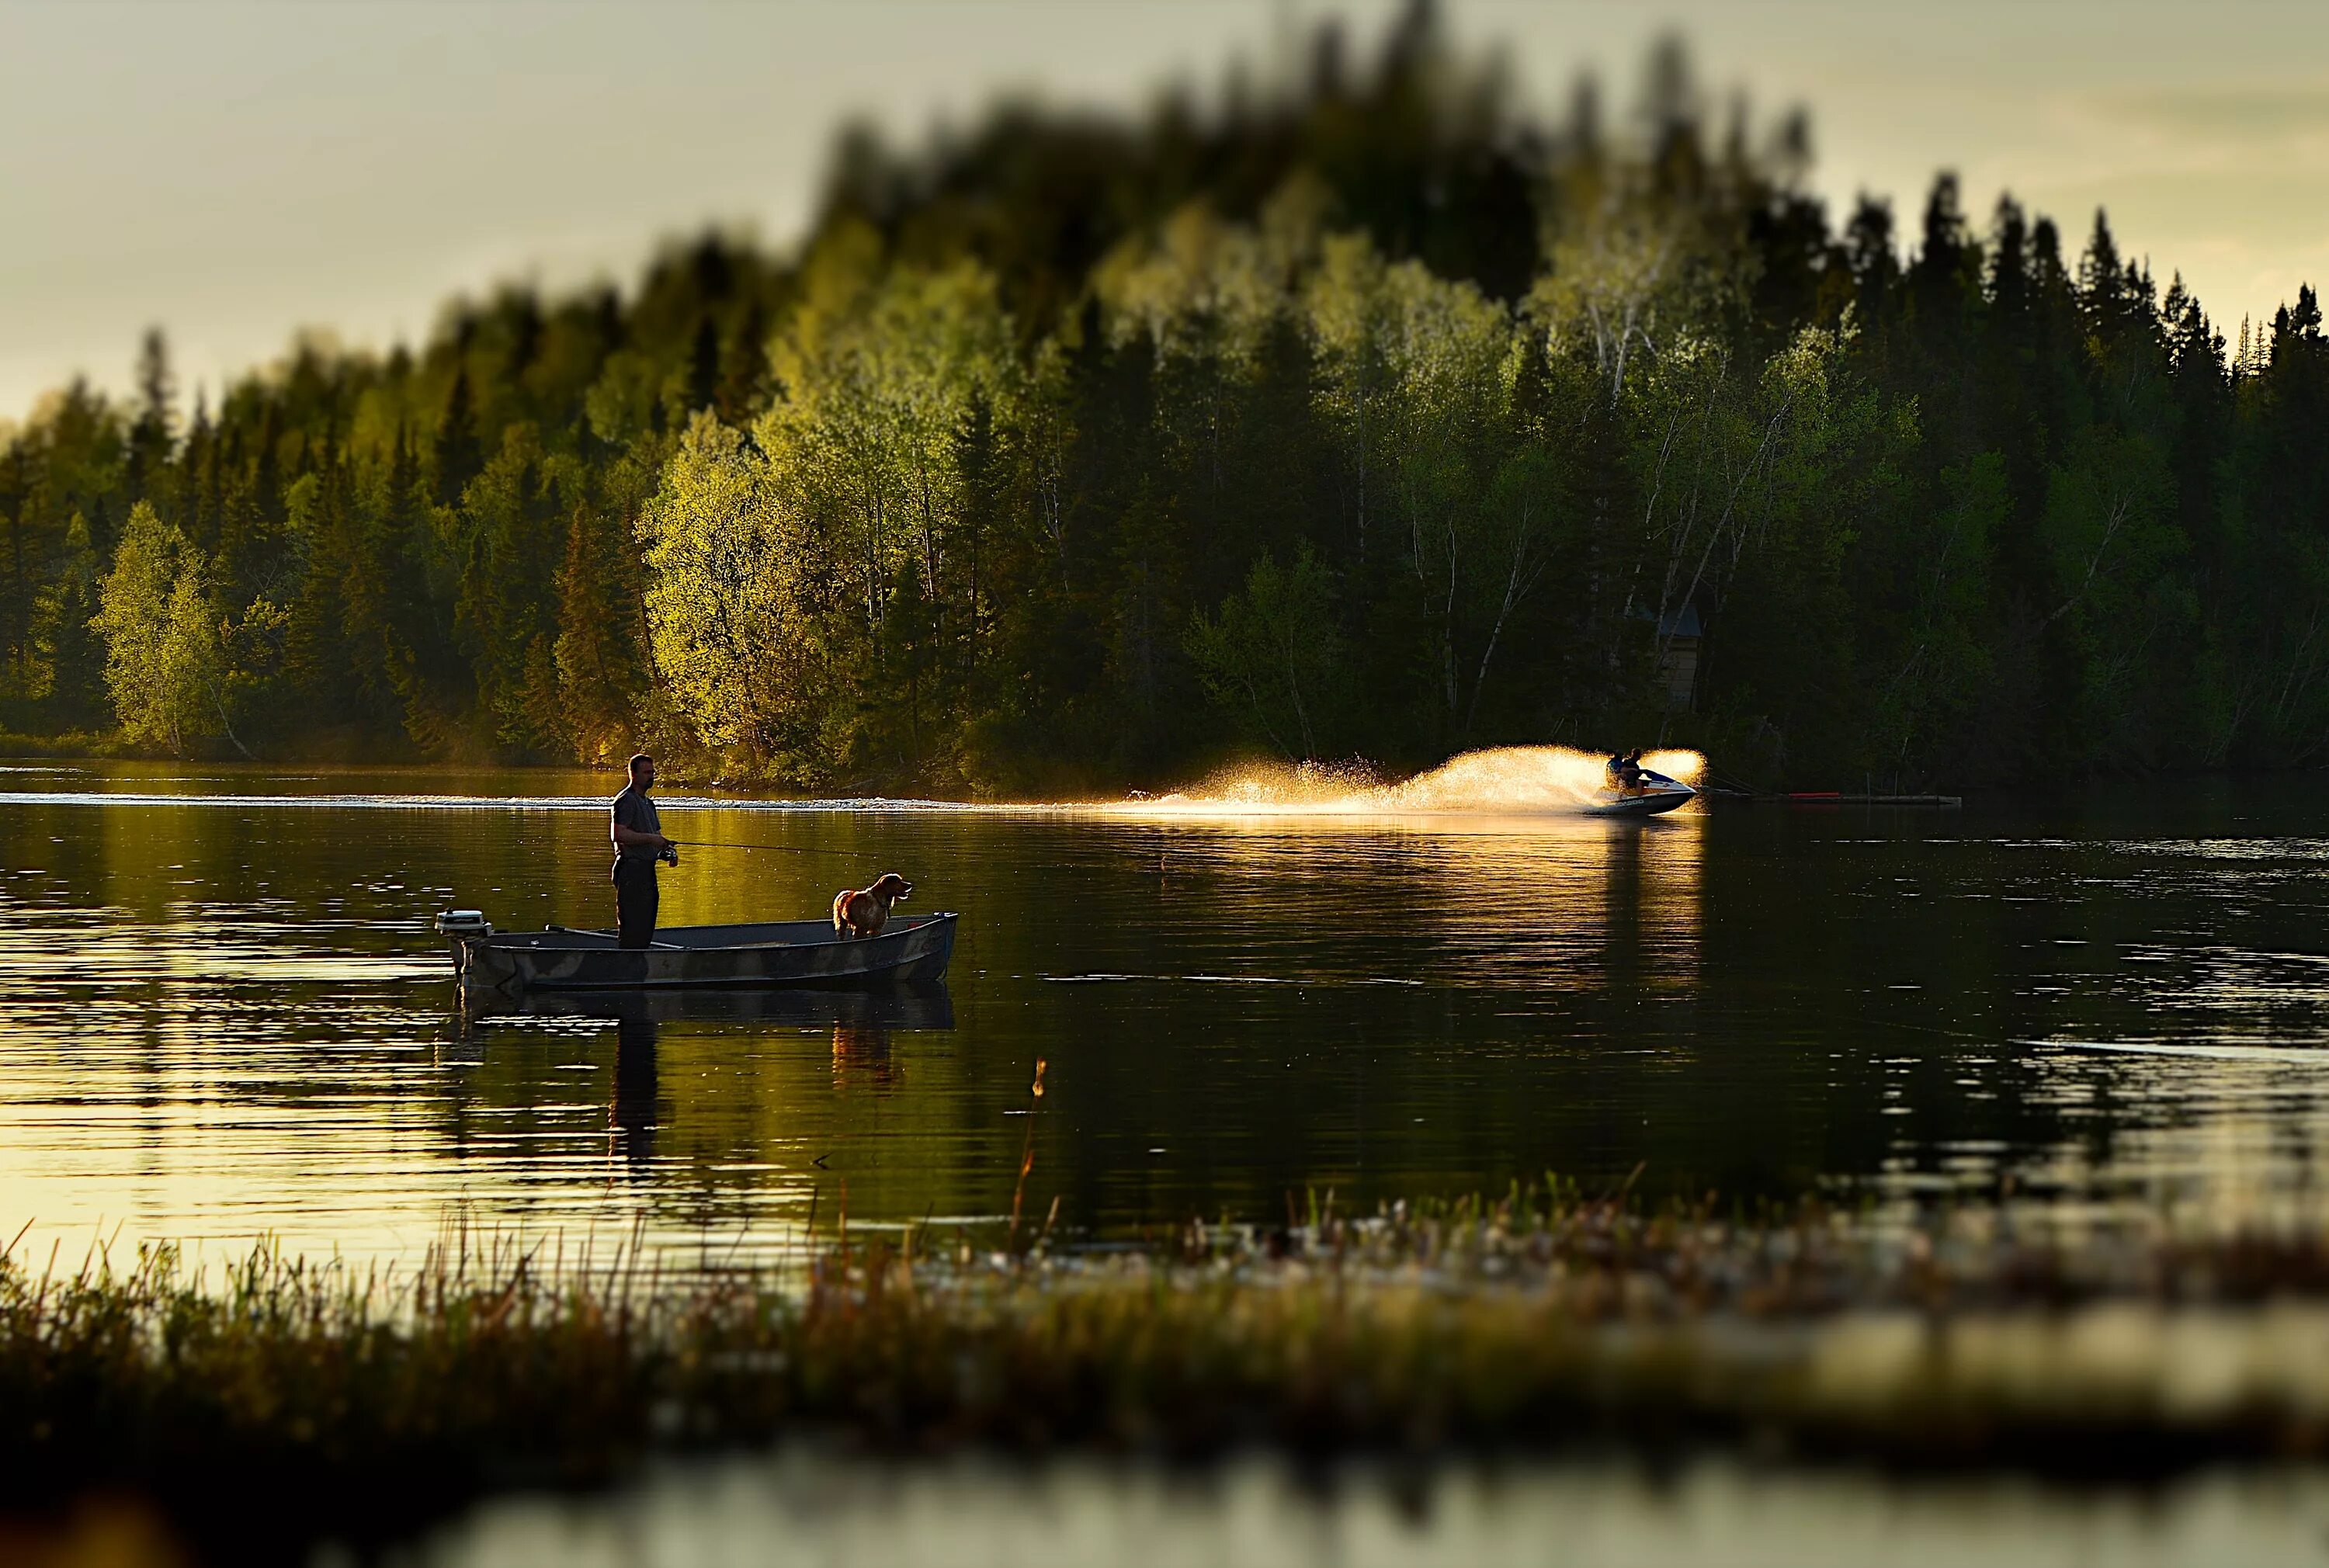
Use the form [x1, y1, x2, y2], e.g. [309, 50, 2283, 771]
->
[1587, 767, 1697, 818]
[437, 911, 957, 997]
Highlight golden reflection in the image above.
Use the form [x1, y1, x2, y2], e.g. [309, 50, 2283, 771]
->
[422, 1451, 2329, 1565]
[1991, 1044, 2329, 1236]
[20, 759, 2329, 1264]
[1072, 805, 1706, 996]
[830, 1024, 901, 1091]
[1064, 744, 1708, 992]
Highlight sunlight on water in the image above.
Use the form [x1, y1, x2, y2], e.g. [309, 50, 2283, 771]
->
[1106, 745, 1707, 817]
[5, 763, 2329, 1271]
[415, 1450, 2329, 1568]
[0, 744, 1709, 822]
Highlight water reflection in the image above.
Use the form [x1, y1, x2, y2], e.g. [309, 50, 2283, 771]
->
[613, 1014, 660, 1170]
[831, 1022, 900, 1092]
[5, 762, 2329, 1264]
[455, 987, 958, 1181]
[468, 985, 957, 1031]
[406, 1451, 2329, 1568]
[1109, 810, 1703, 993]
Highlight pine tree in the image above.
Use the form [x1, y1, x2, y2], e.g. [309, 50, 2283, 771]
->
[5, 18, 2329, 787]
[688, 317, 721, 417]
[126, 328, 177, 510]
[434, 368, 483, 508]
[2293, 283, 2324, 340]
[552, 501, 645, 762]
[38, 513, 106, 729]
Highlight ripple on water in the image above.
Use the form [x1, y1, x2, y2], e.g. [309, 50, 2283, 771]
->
[4, 770, 2329, 1265]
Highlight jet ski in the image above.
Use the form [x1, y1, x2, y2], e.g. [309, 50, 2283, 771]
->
[1588, 765, 1697, 818]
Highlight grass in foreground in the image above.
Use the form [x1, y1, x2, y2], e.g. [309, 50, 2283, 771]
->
[12, 1188, 2329, 1560]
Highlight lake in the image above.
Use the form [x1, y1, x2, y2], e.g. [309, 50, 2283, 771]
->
[402, 1450, 2329, 1568]
[5, 755, 2327, 1267]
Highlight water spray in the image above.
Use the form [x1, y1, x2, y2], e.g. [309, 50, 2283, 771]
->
[1105, 745, 1707, 818]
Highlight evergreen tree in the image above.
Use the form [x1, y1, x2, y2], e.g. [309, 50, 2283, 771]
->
[1, 14, 2324, 787]
[126, 328, 178, 511]
[552, 501, 646, 762]
[434, 368, 483, 508]
[37, 513, 106, 729]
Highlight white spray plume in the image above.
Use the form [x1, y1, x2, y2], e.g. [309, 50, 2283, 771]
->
[1111, 746, 1704, 817]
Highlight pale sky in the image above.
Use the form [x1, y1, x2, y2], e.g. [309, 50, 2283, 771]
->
[4, 0, 2327, 421]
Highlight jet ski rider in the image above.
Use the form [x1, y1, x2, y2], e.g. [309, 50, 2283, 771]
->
[1607, 748, 1647, 793]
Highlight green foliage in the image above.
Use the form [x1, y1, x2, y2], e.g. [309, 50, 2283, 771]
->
[1867, 453, 2001, 770]
[34, 512, 106, 728]
[1188, 546, 1345, 759]
[91, 502, 224, 754]
[454, 421, 581, 751]
[553, 503, 648, 764]
[5, 8, 2326, 786]
[638, 413, 824, 772]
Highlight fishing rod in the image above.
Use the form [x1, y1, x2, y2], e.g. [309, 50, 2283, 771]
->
[665, 838, 883, 862]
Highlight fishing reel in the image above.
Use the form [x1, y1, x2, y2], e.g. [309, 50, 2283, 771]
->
[658, 844, 680, 868]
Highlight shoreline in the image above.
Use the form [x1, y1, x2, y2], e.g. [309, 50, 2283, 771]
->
[3, 743, 2326, 807]
[16, 1193, 2329, 1561]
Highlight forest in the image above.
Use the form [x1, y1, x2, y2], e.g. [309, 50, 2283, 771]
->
[4, 5, 2324, 793]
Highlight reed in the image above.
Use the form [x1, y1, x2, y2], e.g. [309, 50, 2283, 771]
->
[13, 1188, 2329, 1560]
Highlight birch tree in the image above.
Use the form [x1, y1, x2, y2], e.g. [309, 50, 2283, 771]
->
[637, 414, 822, 768]
[92, 501, 227, 754]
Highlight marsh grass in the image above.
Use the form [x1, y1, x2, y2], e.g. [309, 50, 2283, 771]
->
[14, 1187, 2329, 1559]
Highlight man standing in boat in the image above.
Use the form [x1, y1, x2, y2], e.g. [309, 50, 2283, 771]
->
[610, 753, 678, 949]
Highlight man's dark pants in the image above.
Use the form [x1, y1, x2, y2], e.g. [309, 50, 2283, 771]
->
[615, 857, 659, 949]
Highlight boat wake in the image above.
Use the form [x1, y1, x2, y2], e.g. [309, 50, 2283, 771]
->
[0, 744, 1705, 820]
[1109, 746, 1706, 818]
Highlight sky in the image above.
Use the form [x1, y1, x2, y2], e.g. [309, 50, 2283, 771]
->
[4, 0, 2327, 421]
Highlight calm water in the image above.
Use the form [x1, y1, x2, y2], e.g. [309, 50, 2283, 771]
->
[401, 1452, 2329, 1568]
[5, 759, 2329, 1264]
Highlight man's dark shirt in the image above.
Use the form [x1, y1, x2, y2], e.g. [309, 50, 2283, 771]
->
[612, 784, 662, 864]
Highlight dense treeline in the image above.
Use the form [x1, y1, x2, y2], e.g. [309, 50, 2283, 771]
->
[5, 7, 2325, 791]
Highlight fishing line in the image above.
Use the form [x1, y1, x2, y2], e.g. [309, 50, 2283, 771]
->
[670, 840, 883, 862]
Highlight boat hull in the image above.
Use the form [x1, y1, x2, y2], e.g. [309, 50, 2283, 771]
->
[448, 914, 957, 997]
[1585, 767, 1698, 817]
[1586, 787, 1695, 817]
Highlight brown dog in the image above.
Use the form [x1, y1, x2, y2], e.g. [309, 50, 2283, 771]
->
[832, 872, 913, 939]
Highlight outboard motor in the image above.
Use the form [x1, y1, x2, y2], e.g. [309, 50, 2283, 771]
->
[436, 910, 493, 986]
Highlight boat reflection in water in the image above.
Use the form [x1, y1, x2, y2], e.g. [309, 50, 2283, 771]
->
[457, 985, 956, 1167]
